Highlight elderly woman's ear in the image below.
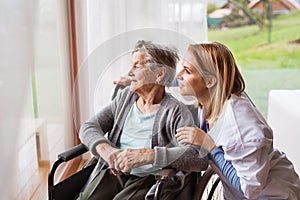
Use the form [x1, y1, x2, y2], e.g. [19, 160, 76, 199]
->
[156, 67, 167, 85]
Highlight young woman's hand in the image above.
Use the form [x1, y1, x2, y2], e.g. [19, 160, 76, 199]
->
[176, 126, 216, 152]
[113, 75, 131, 87]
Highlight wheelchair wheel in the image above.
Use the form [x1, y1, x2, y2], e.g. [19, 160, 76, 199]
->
[198, 167, 223, 200]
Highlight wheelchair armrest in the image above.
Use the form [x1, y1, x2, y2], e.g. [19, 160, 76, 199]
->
[58, 143, 88, 162]
[48, 143, 89, 199]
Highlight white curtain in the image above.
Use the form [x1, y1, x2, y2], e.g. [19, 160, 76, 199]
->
[0, 1, 36, 198]
[75, 0, 208, 124]
[33, 0, 74, 155]
[0, 0, 74, 198]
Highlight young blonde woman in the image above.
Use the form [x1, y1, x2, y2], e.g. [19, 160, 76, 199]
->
[176, 42, 300, 199]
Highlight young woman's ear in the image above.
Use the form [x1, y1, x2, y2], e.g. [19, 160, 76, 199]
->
[205, 76, 216, 88]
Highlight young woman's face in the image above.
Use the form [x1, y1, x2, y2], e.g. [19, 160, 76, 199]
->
[176, 56, 208, 98]
[128, 51, 157, 92]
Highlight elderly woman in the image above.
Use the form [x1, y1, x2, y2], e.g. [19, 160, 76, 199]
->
[77, 40, 208, 200]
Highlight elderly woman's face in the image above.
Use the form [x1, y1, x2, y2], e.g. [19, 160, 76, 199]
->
[128, 51, 157, 92]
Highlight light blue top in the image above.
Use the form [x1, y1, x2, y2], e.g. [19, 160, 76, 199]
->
[120, 102, 159, 177]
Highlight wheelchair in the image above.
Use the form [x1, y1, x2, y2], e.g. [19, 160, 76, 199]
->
[48, 85, 223, 199]
[48, 143, 223, 200]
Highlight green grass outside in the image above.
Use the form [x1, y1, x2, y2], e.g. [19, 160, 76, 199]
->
[208, 11, 300, 117]
[242, 68, 300, 117]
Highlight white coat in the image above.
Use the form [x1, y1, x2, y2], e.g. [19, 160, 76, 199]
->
[208, 92, 300, 199]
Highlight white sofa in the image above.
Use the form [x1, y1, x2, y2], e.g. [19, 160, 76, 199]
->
[268, 90, 300, 174]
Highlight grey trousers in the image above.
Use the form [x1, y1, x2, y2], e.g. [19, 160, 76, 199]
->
[77, 169, 156, 200]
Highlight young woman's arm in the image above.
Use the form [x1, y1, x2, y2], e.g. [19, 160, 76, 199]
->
[209, 146, 242, 193]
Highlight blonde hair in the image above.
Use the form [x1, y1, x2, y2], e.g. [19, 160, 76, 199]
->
[187, 42, 245, 121]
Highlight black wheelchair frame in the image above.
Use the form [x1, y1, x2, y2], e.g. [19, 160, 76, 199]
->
[48, 144, 223, 200]
[48, 85, 223, 199]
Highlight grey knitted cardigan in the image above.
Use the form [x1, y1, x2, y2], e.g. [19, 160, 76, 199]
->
[79, 87, 208, 172]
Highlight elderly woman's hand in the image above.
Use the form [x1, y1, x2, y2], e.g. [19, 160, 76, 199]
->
[115, 148, 155, 174]
[96, 143, 123, 176]
[176, 126, 216, 152]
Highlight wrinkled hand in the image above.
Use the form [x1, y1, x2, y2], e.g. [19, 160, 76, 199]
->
[96, 143, 123, 176]
[114, 148, 155, 174]
[176, 126, 216, 152]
